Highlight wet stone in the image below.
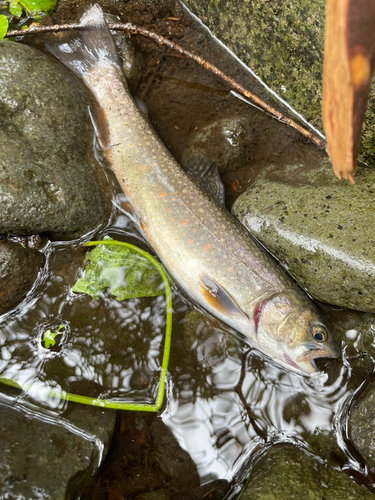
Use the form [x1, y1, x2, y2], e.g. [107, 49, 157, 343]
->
[150, 417, 200, 488]
[0, 40, 107, 240]
[349, 380, 375, 469]
[63, 404, 117, 458]
[241, 444, 374, 500]
[0, 401, 105, 500]
[0, 239, 43, 315]
[232, 146, 375, 312]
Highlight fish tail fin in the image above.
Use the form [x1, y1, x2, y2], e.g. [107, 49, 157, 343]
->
[46, 4, 121, 80]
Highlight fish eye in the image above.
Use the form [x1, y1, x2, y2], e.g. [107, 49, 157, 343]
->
[312, 325, 328, 342]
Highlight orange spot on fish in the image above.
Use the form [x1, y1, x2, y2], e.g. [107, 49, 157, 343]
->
[153, 183, 156, 187]
[174, 238, 178, 241]
[193, 229, 196, 233]
[188, 239, 193, 243]
[185, 210, 188, 214]
[143, 179, 147, 183]
[214, 260, 218, 264]
[227, 267, 233, 272]
[167, 208, 172, 212]
[141, 166, 146, 170]
[159, 192, 166, 197]
[181, 220, 188, 225]
[172, 217, 175, 221]
[180, 202, 184, 206]
[128, 143, 133, 147]
[202, 244, 211, 252]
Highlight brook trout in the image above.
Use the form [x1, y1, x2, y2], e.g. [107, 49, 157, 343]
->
[48, 5, 339, 375]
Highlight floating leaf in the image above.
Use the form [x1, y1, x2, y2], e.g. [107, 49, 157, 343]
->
[18, 0, 57, 16]
[43, 326, 64, 349]
[72, 236, 165, 300]
[0, 15, 8, 39]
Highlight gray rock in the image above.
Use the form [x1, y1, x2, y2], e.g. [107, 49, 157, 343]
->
[241, 444, 374, 500]
[0, 40, 108, 240]
[150, 418, 200, 488]
[349, 381, 375, 469]
[63, 405, 116, 457]
[232, 145, 375, 312]
[182, 0, 375, 167]
[182, 116, 257, 181]
[0, 239, 43, 315]
[0, 401, 104, 500]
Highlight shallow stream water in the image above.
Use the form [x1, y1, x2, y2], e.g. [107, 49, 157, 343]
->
[1, 1, 375, 498]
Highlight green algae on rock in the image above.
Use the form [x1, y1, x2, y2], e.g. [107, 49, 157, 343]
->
[240, 444, 374, 500]
[182, 0, 375, 167]
[232, 144, 375, 312]
[0, 40, 108, 240]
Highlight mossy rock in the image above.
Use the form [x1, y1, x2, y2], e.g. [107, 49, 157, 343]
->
[182, 0, 375, 166]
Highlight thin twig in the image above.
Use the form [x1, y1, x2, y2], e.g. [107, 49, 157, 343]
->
[5, 22, 326, 149]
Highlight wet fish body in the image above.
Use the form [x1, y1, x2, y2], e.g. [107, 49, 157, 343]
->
[48, 5, 339, 374]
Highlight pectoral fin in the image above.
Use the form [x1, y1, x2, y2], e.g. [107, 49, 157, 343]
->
[199, 274, 248, 322]
[184, 156, 225, 205]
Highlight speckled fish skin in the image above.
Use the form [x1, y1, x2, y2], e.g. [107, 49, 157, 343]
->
[48, 5, 340, 375]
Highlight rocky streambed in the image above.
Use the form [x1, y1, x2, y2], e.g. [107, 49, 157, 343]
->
[1, 0, 375, 499]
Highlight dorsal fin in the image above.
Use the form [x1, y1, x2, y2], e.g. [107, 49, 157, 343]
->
[199, 274, 248, 322]
[184, 156, 225, 205]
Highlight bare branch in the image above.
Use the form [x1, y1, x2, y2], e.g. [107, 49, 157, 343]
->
[5, 22, 326, 149]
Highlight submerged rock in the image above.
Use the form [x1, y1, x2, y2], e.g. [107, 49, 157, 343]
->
[232, 145, 375, 312]
[0, 40, 108, 240]
[182, 116, 257, 185]
[0, 400, 110, 500]
[241, 444, 374, 500]
[349, 380, 375, 469]
[0, 239, 43, 315]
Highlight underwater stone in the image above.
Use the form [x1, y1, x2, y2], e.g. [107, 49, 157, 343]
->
[0, 40, 108, 240]
[349, 381, 375, 469]
[182, 117, 256, 171]
[0, 401, 103, 500]
[241, 444, 374, 500]
[232, 143, 375, 312]
[0, 239, 43, 315]
[182, 0, 375, 167]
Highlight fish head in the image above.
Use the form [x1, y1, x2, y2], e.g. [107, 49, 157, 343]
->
[255, 289, 340, 375]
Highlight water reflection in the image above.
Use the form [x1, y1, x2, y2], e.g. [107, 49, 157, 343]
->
[164, 316, 352, 484]
[0, 222, 373, 494]
[0, 241, 168, 410]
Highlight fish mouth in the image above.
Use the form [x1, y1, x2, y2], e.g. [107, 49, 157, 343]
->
[283, 342, 340, 375]
[296, 343, 340, 363]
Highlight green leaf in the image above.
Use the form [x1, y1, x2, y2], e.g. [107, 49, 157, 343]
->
[17, 0, 57, 17]
[0, 15, 8, 39]
[9, 0, 22, 17]
[43, 329, 63, 348]
[0, 376, 22, 390]
[72, 236, 165, 300]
